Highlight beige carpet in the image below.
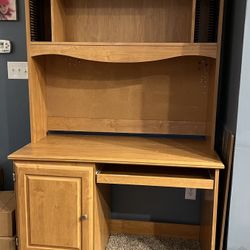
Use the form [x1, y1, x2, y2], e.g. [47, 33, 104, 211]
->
[106, 234, 201, 250]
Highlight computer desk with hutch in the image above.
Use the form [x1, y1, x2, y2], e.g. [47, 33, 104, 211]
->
[9, 0, 225, 249]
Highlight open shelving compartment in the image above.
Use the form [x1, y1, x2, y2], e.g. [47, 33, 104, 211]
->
[30, 55, 218, 140]
[50, 0, 194, 43]
[28, 0, 220, 63]
[29, 0, 219, 43]
[94, 163, 222, 250]
[27, 0, 219, 62]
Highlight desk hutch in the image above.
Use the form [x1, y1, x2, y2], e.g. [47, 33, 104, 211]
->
[9, 0, 225, 249]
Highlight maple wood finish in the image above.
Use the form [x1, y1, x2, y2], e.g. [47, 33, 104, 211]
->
[45, 56, 214, 136]
[51, 0, 193, 43]
[24, 0, 223, 141]
[94, 183, 111, 250]
[191, 0, 197, 43]
[96, 167, 214, 190]
[9, 135, 223, 169]
[10, 0, 226, 249]
[110, 219, 200, 240]
[30, 42, 218, 62]
[15, 162, 94, 250]
[200, 170, 220, 250]
[210, 0, 226, 147]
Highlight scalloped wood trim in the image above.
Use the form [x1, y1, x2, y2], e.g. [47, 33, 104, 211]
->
[30, 43, 217, 63]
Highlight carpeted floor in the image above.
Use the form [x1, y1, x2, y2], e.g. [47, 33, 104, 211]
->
[106, 234, 201, 250]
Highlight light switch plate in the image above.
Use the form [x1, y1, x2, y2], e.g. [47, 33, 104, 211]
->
[7, 62, 28, 79]
[185, 188, 197, 200]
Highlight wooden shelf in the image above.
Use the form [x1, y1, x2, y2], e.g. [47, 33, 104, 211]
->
[96, 165, 214, 189]
[9, 134, 224, 169]
[30, 42, 218, 63]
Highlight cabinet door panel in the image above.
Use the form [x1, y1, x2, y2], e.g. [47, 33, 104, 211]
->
[27, 175, 81, 248]
[15, 162, 94, 250]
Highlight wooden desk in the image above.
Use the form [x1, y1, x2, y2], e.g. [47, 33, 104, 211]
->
[9, 134, 223, 250]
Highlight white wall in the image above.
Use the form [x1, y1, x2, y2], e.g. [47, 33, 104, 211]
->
[227, 0, 250, 249]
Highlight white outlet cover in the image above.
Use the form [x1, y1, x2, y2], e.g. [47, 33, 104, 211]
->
[7, 62, 28, 80]
[185, 188, 197, 200]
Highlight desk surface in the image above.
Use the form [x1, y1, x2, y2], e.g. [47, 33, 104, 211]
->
[9, 134, 224, 169]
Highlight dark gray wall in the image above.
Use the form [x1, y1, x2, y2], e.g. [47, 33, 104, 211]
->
[112, 186, 201, 224]
[216, 0, 246, 145]
[0, 0, 30, 190]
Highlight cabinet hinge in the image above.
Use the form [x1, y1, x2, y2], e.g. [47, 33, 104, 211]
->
[15, 236, 19, 247]
[12, 172, 16, 182]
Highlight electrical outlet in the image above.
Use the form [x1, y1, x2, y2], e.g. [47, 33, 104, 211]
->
[185, 188, 197, 200]
[0, 40, 11, 53]
[7, 62, 28, 79]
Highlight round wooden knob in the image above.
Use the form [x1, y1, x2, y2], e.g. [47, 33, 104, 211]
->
[80, 215, 88, 221]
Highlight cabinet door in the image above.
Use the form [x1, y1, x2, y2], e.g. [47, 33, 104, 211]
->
[14, 162, 94, 250]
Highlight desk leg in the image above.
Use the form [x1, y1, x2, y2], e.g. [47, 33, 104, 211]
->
[200, 169, 220, 250]
[94, 179, 111, 250]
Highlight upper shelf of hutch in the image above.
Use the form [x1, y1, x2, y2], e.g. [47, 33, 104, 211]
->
[9, 134, 224, 169]
[29, 42, 218, 63]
